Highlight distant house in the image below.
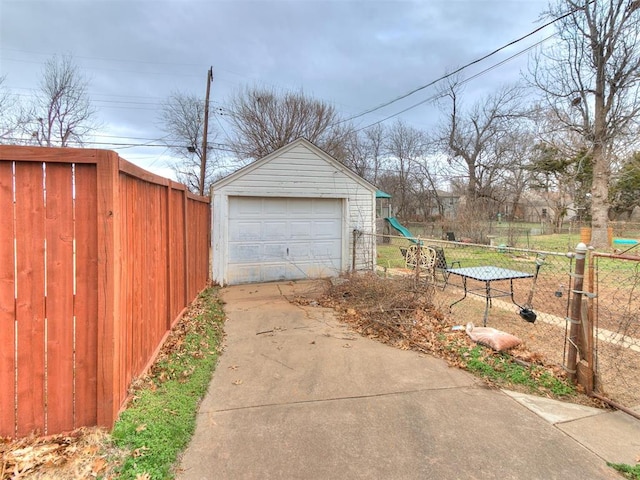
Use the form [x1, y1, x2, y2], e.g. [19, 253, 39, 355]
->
[432, 190, 460, 219]
[517, 190, 571, 225]
[210, 138, 377, 285]
[408, 190, 460, 220]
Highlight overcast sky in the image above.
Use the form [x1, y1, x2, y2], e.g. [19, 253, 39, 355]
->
[0, 0, 551, 178]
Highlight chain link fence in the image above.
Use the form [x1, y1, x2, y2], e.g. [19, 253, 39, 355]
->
[357, 232, 640, 409]
[588, 252, 640, 408]
[369, 233, 573, 366]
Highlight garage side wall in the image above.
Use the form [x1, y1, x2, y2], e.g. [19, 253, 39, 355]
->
[212, 142, 376, 285]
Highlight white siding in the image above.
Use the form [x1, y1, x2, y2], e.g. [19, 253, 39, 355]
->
[212, 140, 376, 285]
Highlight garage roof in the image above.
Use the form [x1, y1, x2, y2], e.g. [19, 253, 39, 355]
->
[212, 137, 377, 193]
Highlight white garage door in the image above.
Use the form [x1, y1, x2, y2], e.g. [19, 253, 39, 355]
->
[226, 197, 343, 284]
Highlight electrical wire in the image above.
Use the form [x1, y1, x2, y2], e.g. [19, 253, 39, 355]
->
[339, 3, 587, 125]
[354, 34, 554, 132]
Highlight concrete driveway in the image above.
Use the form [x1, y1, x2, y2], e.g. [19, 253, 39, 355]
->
[177, 281, 621, 479]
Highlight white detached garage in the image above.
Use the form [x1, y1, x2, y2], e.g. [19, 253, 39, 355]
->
[211, 138, 377, 285]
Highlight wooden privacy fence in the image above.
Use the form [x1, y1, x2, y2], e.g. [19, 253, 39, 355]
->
[0, 146, 211, 438]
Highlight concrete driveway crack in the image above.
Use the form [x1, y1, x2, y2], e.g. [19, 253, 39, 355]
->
[212, 385, 469, 413]
[260, 353, 295, 370]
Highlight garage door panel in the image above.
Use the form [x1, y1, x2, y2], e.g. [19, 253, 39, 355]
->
[287, 243, 311, 260]
[263, 244, 287, 260]
[263, 198, 288, 215]
[313, 200, 340, 215]
[263, 264, 289, 280]
[227, 265, 263, 284]
[263, 221, 288, 240]
[290, 221, 312, 238]
[310, 240, 340, 257]
[288, 199, 313, 215]
[313, 220, 341, 237]
[230, 221, 263, 241]
[227, 197, 343, 284]
[230, 197, 263, 216]
[228, 244, 262, 263]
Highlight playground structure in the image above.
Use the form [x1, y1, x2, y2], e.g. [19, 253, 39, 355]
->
[385, 217, 421, 244]
[376, 190, 430, 244]
[612, 237, 639, 249]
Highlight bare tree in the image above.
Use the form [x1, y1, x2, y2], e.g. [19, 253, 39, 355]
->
[385, 120, 426, 218]
[412, 155, 448, 220]
[159, 91, 219, 194]
[363, 124, 386, 185]
[436, 78, 525, 219]
[487, 126, 540, 220]
[525, 144, 574, 230]
[341, 130, 369, 178]
[0, 76, 19, 143]
[529, 0, 640, 246]
[28, 55, 98, 147]
[527, 103, 595, 224]
[227, 87, 351, 161]
[340, 124, 387, 184]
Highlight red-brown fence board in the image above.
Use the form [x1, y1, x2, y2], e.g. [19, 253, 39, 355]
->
[95, 149, 121, 428]
[73, 164, 98, 428]
[44, 164, 75, 433]
[0, 161, 16, 437]
[0, 145, 211, 438]
[14, 162, 47, 436]
[170, 188, 186, 320]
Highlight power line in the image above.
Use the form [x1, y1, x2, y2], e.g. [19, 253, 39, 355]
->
[340, 4, 584, 125]
[0, 137, 236, 152]
[354, 34, 554, 132]
[0, 47, 205, 68]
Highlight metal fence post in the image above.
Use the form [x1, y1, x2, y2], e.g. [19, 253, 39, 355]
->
[566, 242, 587, 382]
[352, 229, 358, 272]
[415, 240, 422, 285]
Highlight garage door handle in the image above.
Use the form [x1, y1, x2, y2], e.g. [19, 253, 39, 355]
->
[286, 247, 289, 256]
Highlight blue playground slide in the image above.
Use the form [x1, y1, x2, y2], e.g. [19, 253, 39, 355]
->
[385, 217, 420, 244]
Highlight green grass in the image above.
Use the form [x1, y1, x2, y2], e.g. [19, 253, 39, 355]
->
[460, 346, 576, 397]
[376, 231, 640, 282]
[110, 288, 225, 479]
[377, 243, 412, 268]
[608, 463, 640, 479]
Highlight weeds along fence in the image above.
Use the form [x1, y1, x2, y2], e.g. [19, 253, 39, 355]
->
[0, 146, 211, 438]
[361, 232, 640, 409]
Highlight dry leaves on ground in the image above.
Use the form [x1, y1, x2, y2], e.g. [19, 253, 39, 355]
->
[1, 427, 123, 480]
[1, 290, 220, 479]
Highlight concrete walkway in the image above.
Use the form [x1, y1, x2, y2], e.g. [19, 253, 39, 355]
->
[177, 281, 639, 479]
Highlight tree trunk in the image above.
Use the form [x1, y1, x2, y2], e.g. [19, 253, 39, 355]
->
[590, 36, 609, 249]
[590, 142, 610, 247]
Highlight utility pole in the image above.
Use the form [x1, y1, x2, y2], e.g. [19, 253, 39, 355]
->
[199, 66, 213, 196]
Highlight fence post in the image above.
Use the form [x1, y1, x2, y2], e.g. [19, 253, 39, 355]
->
[566, 242, 587, 382]
[352, 230, 358, 272]
[415, 240, 422, 285]
[96, 150, 122, 428]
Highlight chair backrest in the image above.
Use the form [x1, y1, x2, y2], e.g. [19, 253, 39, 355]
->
[429, 245, 448, 269]
[405, 245, 437, 270]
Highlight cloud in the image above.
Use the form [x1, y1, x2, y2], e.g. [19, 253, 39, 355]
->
[0, 0, 549, 174]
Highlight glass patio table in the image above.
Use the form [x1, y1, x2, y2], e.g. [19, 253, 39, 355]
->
[447, 266, 533, 326]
